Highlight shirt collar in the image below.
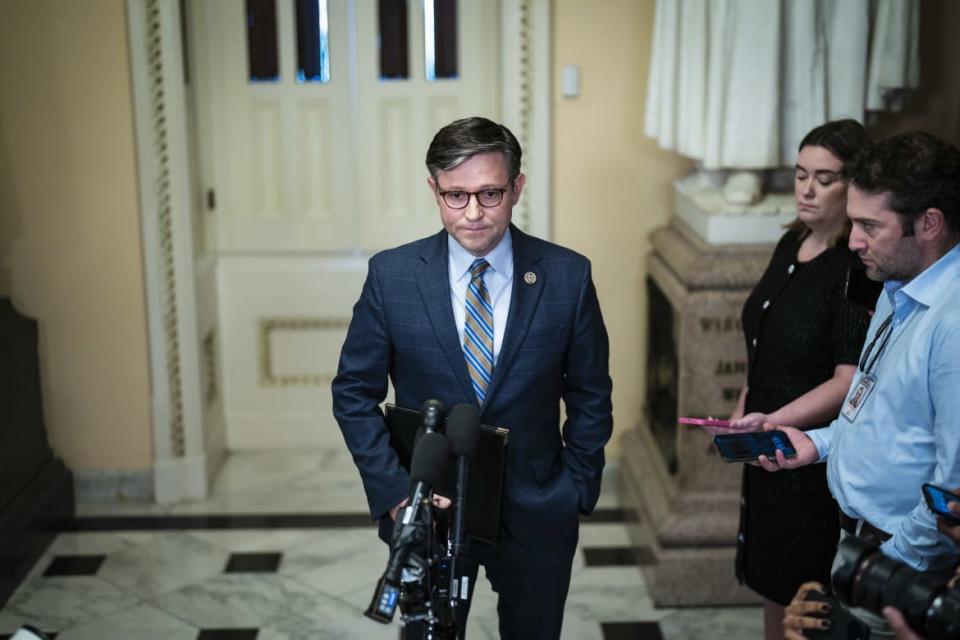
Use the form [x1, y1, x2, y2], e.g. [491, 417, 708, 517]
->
[448, 228, 513, 281]
[884, 242, 960, 317]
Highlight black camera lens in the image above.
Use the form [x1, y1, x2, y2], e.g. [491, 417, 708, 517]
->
[883, 566, 949, 633]
[832, 535, 877, 605]
[832, 537, 960, 639]
[853, 551, 903, 613]
[927, 588, 960, 639]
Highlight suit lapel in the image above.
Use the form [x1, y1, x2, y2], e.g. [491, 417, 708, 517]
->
[416, 231, 476, 401]
[483, 226, 544, 408]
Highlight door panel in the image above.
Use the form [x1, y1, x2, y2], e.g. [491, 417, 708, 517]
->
[193, 0, 501, 448]
[203, 0, 355, 252]
[356, 0, 500, 250]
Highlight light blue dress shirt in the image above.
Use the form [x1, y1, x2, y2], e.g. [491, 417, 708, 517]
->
[448, 229, 513, 364]
[808, 243, 960, 570]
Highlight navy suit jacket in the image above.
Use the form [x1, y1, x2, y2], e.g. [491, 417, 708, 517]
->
[332, 225, 612, 545]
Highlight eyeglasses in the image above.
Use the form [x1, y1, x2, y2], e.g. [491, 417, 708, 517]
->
[436, 182, 513, 209]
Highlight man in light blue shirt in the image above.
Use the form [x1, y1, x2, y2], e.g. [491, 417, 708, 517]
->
[763, 133, 960, 639]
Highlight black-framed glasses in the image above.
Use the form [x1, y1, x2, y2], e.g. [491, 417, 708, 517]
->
[859, 312, 895, 375]
[436, 182, 513, 209]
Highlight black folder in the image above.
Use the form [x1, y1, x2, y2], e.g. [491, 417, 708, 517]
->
[385, 404, 509, 545]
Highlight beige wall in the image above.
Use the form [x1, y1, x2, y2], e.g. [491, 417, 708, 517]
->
[0, 0, 152, 470]
[552, 0, 693, 456]
[1, 0, 956, 477]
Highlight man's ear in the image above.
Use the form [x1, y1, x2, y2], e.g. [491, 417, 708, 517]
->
[510, 173, 526, 204]
[917, 207, 946, 241]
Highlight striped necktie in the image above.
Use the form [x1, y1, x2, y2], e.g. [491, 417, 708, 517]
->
[463, 258, 494, 404]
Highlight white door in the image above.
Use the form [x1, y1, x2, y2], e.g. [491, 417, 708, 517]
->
[188, 0, 501, 449]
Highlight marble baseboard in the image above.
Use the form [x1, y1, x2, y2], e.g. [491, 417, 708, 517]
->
[73, 469, 153, 503]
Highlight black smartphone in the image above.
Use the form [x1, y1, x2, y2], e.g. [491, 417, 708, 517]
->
[845, 265, 882, 311]
[922, 483, 960, 525]
[713, 431, 797, 463]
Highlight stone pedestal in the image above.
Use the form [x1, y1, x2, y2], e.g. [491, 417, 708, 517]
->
[621, 212, 777, 606]
[673, 171, 795, 245]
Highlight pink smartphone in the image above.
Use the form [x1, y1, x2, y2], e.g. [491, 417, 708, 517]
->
[678, 417, 733, 428]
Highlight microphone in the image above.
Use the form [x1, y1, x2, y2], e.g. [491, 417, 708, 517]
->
[365, 431, 450, 623]
[445, 403, 481, 604]
[421, 399, 446, 433]
[400, 430, 450, 525]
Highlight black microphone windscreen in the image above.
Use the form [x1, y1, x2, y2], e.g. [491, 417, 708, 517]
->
[421, 399, 446, 432]
[446, 403, 481, 457]
[410, 431, 449, 486]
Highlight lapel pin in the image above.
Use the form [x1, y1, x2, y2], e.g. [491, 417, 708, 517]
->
[523, 271, 537, 285]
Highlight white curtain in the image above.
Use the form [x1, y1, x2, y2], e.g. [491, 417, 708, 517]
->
[644, 0, 920, 170]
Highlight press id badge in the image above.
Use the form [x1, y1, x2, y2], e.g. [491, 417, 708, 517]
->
[841, 374, 876, 422]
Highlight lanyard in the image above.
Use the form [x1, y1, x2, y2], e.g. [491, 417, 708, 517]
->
[859, 312, 895, 376]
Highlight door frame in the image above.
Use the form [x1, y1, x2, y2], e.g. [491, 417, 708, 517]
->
[126, 0, 553, 502]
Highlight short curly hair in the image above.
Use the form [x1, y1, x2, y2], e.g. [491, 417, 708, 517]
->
[846, 132, 960, 236]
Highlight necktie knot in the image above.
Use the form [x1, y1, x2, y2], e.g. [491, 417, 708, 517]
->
[469, 258, 490, 280]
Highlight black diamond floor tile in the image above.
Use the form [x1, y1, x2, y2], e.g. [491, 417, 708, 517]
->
[582, 546, 655, 567]
[196, 630, 259, 640]
[601, 621, 664, 640]
[223, 552, 281, 573]
[43, 555, 106, 577]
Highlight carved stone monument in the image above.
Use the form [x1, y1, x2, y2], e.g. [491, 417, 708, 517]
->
[620, 187, 778, 606]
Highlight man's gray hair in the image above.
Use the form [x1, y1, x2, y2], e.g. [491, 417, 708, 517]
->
[425, 117, 522, 180]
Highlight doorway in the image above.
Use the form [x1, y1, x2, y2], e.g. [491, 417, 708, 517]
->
[126, 0, 551, 500]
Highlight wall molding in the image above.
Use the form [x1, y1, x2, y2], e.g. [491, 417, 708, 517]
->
[142, 0, 186, 457]
[258, 316, 350, 387]
[127, 0, 207, 502]
[502, 0, 552, 239]
[153, 454, 209, 504]
[202, 328, 218, 407]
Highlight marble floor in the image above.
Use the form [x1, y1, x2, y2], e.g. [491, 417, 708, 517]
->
[0, 448, 761, 639]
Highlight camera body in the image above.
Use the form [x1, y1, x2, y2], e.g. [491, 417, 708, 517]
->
[810, 536, 960, 640]
[802, 590, 871, 639]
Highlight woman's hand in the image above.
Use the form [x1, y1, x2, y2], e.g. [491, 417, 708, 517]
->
[727, 412, 769, 432]
[701, 412, 763, 436]
[783, 582, 831, 640]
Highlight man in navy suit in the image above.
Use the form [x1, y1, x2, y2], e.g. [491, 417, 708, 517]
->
[332, 117, 613, 639]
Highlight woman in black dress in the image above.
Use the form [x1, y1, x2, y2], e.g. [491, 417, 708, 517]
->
[711, 120, 875, 640]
